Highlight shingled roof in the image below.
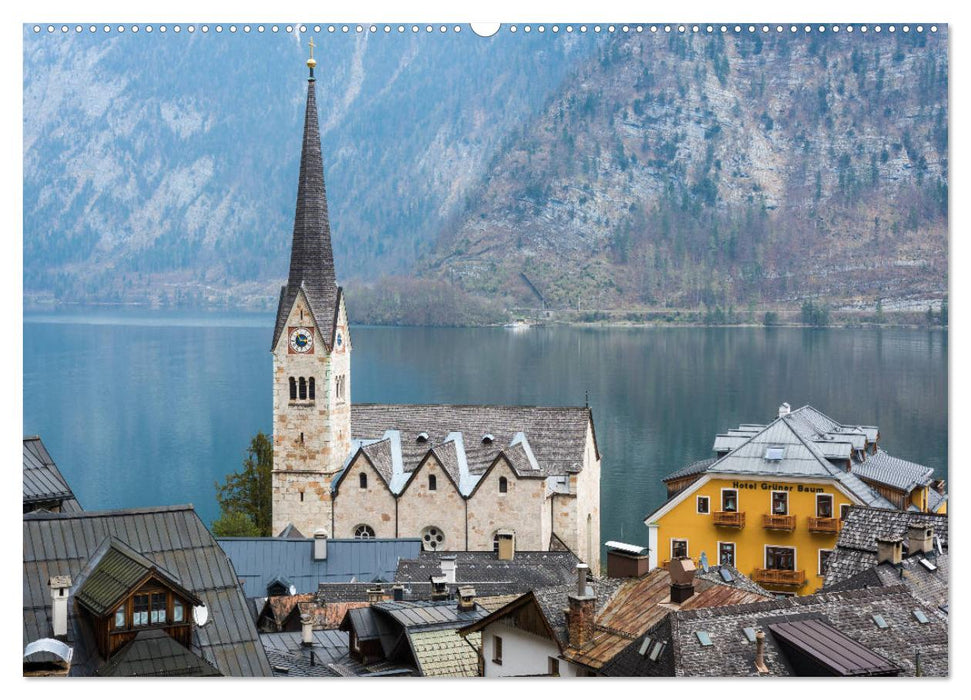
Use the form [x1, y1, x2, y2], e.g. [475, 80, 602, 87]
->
[395, 550, 581, 592]
[610, 586, 948, 677]
[272, 71, 340, 352]
[23, 505, 272, 676]
[23, 436, 82, 512]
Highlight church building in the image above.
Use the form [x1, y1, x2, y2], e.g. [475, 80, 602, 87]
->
[270, 50, 601, 571]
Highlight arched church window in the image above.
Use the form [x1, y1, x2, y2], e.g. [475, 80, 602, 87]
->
[289, 377, 297, 400]
[354, 524, 375, 539]
[309, 377, 315, 400]
[420, 526, 445, 551]
[359, 472, 367, 489]
[299, 377, 307, 400]
[499, 476, 508, 493]
[428, 474, 437, 491]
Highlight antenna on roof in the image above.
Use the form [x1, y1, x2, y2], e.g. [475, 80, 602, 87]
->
[699, 551, 710, 573]
[585, 390, 589, 408]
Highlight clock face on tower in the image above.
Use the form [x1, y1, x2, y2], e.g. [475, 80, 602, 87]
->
[288, 327, 314, 354]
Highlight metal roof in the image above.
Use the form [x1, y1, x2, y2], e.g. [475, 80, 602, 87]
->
[218, 536, 421, 598]
[23, 505, 272, 676]
[373, 599, 488, 629]
[854, 450, 934, 491]
[22, 436, 82, 511]
[96, 629, 222, 677]
[768, 618, 899, 676]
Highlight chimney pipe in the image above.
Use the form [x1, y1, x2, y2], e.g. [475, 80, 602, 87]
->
[440, 555, 457, 584]
[668, 558, 696, 604]
[313, 528, 329, 561]
[301, 613, 313, 646]
[755, 631, 768, 674]
[876, 536, 903, 565]
[49, 576, 71, 638]
[778, 402, 791, 417]
[566, 565, 595, 648]
[576, 563, 590, 597]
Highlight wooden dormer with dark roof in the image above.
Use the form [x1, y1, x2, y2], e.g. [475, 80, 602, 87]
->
[74, 537, 202, 658]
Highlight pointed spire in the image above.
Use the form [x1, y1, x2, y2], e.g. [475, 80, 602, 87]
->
[272, 53, 340, 351]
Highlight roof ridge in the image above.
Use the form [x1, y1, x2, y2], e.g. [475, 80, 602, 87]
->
[354, 403, 589, 411]
[23, 503, 196, 520]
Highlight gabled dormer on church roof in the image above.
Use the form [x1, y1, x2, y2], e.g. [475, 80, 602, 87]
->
[272, 54, 341, 353]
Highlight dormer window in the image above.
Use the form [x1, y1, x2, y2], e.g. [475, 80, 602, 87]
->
[115, 606, 125, 629]
[173, 600, 184, 623]
[151, 593, 167, 624]
[133, 595, 149, 627]
[417, 432, 429, 443]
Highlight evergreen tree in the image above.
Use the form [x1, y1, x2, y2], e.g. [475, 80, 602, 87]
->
[212, 431, 273, 537]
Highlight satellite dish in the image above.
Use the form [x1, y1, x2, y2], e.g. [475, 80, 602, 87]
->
[699, 551, 710, 573]
[193, 604, 209, 627]
[289, 584, 297, 596]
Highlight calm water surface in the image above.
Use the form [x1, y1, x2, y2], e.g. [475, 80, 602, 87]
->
[23, 311, 948, 551]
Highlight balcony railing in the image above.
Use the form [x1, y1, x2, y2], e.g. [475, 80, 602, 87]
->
[751, 568, 806, 586]
[713, 511, 746, 528]
[762, 514, 796, 531]
[807, 517, 840, 534]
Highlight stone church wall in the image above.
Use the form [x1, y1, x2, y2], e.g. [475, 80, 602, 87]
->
[395, 456, 467, 551]
[332, 454, 397, 539]
[466, 459, 546, 551]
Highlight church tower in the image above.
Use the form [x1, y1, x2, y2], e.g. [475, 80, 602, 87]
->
[271, 45, 352, 537]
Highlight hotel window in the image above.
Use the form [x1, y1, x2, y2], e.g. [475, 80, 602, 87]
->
[114, 605, 126, 629]
[771, 491, 789, 515]
[719, 542, 736, 566]
[840, 504, 851, 521]
[671, 539, 688, 559]
[150, 593, 167, 624]
[493, 635, 503, 664]
[133, 594, 150, 627]
[765, 546, 796, 571]
[819, 549, 833, 576]
[429, 474, 437, 491]
[697, 496, 710, 514]
[548, 657, 560, 676]
[722, 489, 738, 512]
[817, 494, 834, 518]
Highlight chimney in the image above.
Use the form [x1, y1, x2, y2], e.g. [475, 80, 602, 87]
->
[366, 586, 384, 604]
[668, 558, 696, 604]
[440, 555, 457, 584]
[300, 613, 313, 646]
[566, 564, 595, 648]
[430, 575, 449, 601]
[778, 402, 791, 417]
[907, 522, 933, 556]
[876, 536, 903, 565]
[605, 542, 649, 578]
[313, 528, 328, 561]
[496, 530, 516, 561]
[392, 584, 404, 602]
[457, 586, 477, 612]
[49, 576, 71, 638]
[754, 630, 768, 674]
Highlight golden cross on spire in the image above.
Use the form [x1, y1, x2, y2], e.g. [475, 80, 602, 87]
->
[307, 37, 317, 72]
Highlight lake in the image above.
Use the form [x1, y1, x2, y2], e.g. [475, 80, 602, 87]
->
[23, 310, 948, 551]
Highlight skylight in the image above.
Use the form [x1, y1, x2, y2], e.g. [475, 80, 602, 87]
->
[765, 446, 786, 461]
[742, 627, 757, 643]
[696, 631, 713, 647]
[919, 558, 938, 572]
[719, 568, 735, 583]
[913, 609, 930, 624]
[872, 614, 888, 629]
[639, 636, 667, 661]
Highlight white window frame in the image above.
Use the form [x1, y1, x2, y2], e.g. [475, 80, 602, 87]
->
[763, 544, 797, 571]
[770, 490, 789, 515]
[720, 488, 739, 512]
[696, 495, 710, 514]
[840, 503, 851, 521]
[816, 493, 834, 518]
[670, 538, 689, 559]
[818, 549, 834, 576]
[717, 540, 736, 567]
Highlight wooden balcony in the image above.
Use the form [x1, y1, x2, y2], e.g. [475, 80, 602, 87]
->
[807, 517, 840, 534]
[752, 568, 806, 587]
[712, 511, 746, 528]
[762, 514, 796, 531]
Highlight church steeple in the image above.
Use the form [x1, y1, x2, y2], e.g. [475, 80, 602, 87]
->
[272, 44, 340, 351]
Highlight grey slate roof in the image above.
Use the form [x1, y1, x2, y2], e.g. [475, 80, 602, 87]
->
[534, 577, 628, 646]
[272, 75, 340, 353]
[822, 506, 948, 587]
[854, 449, 934, 491]
[23, 436, 82, 512]
[23, 505, 272, 677]
[395, 550, 581, 593]
[352, 404, 595, 478]
[218, 536, 422, 598]
[823, 554, 949, 615]
[260, 629, 412, 677]
[607, 586, 947, 677]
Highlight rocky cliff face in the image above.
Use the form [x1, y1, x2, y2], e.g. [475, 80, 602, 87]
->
[24, 27, 946, 316]
[425, 29, 948, 314]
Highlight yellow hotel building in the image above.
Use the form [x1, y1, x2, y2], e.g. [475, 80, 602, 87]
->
[644, 404, 946, 595]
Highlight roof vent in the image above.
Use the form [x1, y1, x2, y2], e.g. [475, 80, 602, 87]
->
[457, 586, 477, 612]
[482, 433, 494, 444]
[764, 446, 786, 461]
[778, 402, 791, 417]
[49, 576, 71, 639]
[416, 432, 429, 443]
[313, 528, 329, 561]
